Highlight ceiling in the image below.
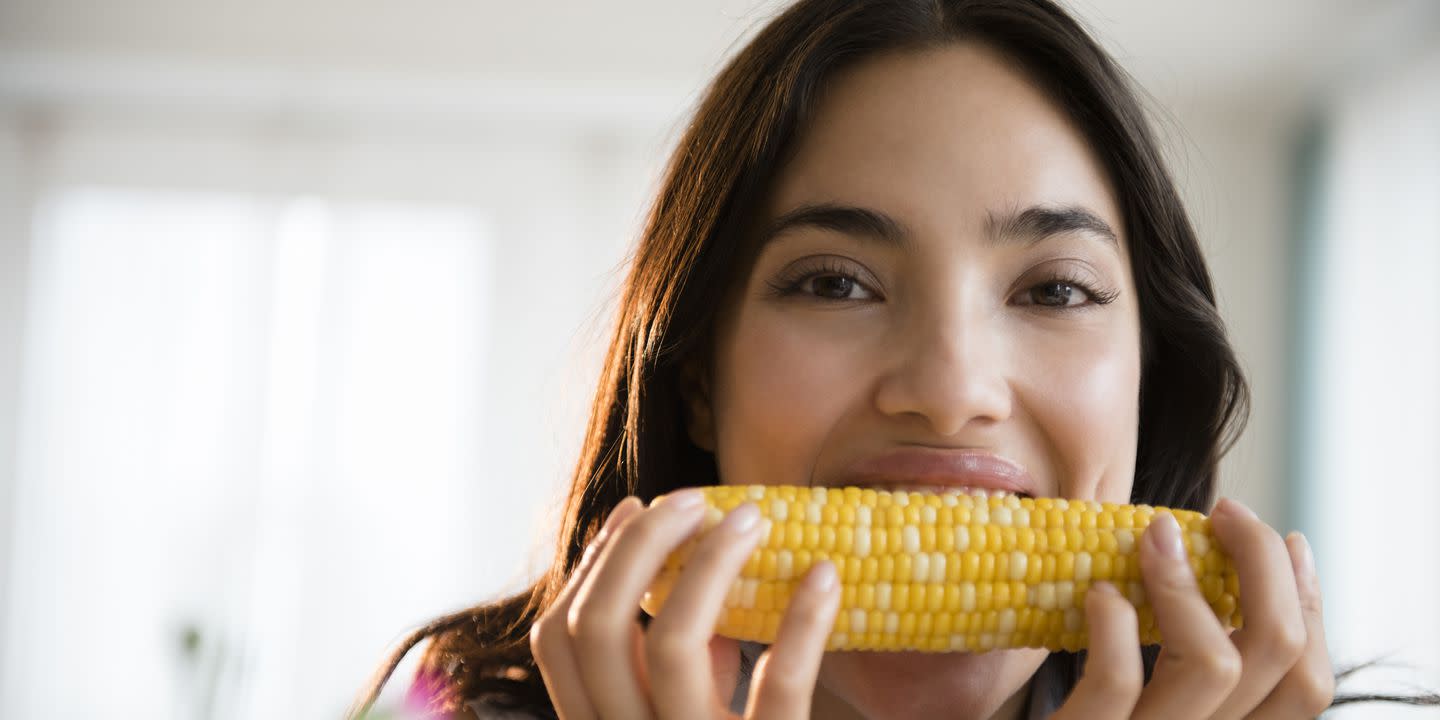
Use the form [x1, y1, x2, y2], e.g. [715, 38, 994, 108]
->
[0, 0, 1429, 124]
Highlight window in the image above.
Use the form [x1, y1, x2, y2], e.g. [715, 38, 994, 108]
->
[1296, 44, 1440, 714]
[2, 188, 489, 718]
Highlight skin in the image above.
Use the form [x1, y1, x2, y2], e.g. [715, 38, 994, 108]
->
[528, 43, 1334, 720]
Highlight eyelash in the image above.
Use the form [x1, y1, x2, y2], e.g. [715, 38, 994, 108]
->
[764, 260, 1121, 310]
[1027, 270, 1121, 308]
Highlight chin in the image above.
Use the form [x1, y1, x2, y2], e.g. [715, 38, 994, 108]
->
[815, 647, 1048, 720]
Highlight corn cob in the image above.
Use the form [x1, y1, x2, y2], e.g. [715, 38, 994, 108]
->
[639, 484, 1241, 653]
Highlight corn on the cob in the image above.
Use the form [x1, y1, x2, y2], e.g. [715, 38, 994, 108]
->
[638, 484, 1241, 653]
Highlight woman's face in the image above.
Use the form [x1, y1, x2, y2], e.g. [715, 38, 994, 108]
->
[681, 43, 1143, 719]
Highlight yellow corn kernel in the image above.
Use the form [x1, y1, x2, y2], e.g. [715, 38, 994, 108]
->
[639, 485, 1242, 653]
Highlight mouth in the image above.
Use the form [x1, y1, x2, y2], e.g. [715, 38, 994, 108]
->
[836, 448, 1037, 498]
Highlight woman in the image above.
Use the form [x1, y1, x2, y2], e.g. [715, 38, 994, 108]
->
[355, 0, 1342, 717]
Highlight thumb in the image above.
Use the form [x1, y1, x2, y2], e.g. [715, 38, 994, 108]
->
[709, 634, 742, 710]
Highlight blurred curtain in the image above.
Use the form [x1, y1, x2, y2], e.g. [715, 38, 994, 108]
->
[0, 185, 490, 718]
[1294, 39, 1440, 713]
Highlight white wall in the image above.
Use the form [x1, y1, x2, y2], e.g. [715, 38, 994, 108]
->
[0, 109, 36, 704]
[1160, 93, 1300, 526]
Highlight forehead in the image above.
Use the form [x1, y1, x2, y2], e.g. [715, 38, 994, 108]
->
[765, 42, 1124, 251]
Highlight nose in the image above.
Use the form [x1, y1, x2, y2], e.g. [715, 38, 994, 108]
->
[872, 309, 1013, 437]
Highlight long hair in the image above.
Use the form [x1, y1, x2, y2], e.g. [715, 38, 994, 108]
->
[351, 0, 1254, 715]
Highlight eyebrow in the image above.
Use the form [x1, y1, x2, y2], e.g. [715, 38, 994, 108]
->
[759, 201, 1120, 252]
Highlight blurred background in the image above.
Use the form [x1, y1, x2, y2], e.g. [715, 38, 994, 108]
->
[0, 0, 1437, 717]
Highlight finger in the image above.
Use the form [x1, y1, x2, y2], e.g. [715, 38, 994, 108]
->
[576, 497, 647, 592]
[1131, 511, 1242, 720]
[745, 560, 839, 720]
[1051, 582, 1143, 719]
[709, 635, 743, 713]
[568, 489, 708, 720]
[531, 497, 643, 720]
[647, 502, 766, 718]
[1205, 499, 1308, 720]
[1248, 532, 1335, 719]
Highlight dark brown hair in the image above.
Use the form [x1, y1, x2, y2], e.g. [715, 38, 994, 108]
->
[352, 0, 1255, 716]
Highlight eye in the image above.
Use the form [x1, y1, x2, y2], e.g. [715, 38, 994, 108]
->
[766, 258, 880, 302]
[1014, 274, 1119, 310]
[1029, 280, 1086, 307]
[794, 273, 876, 300]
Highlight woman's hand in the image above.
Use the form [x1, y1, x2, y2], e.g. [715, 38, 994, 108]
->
[529, 489, 842, 720]
[1053, 498, 1335, 720]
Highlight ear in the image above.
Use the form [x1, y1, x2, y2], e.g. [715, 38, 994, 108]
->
[678, 356, 717, 452]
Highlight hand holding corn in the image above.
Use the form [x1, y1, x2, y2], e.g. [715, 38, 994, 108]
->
[529, 485, 1333, 719]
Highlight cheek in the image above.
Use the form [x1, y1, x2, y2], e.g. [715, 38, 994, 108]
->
[1016, 322, 1140, 502]
[711, 309, 869, 485]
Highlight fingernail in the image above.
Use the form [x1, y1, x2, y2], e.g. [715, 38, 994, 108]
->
[720, 502, 760, 534]
[1086, 581, 1118, 608]
[1217, 497, 1258, 520]
[604, 496, 638, 526]
[657, 488, 705, 509]
[591, 498, 636, 550]
[803, 560, 837, 592]
[1149, 512, 1185, 560]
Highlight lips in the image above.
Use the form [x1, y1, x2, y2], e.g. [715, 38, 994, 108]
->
[835, 448, 1035, 497]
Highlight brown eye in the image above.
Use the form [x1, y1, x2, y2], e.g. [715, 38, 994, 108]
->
[1030, 281, 1082, 307]
[1013, 273, 1118, 310]
[773, 270, 878, 301]
[764, 256, 881, 302]
[812, 275, 857, 299]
